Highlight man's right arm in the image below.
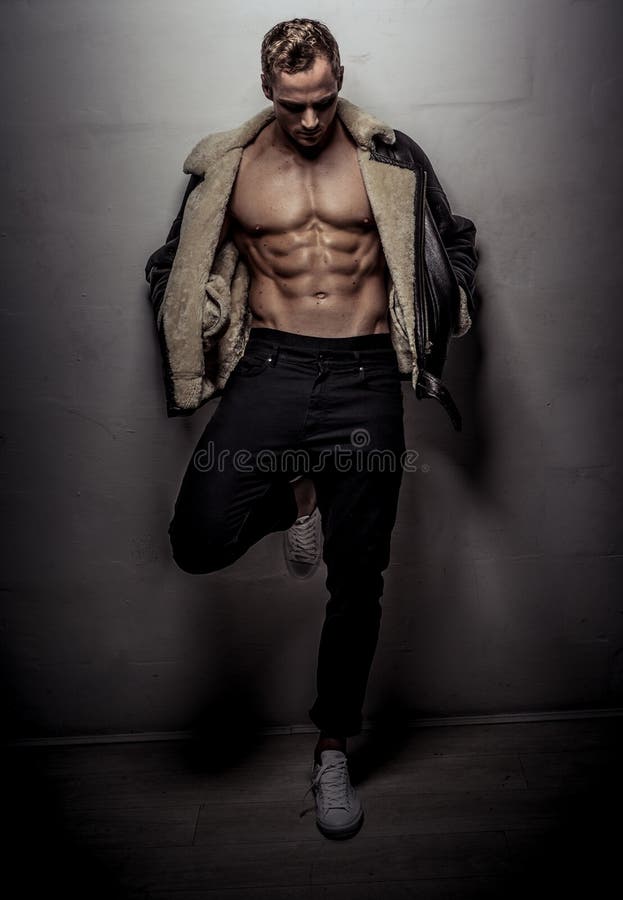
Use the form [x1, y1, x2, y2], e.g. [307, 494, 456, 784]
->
[144, 173, 204, 322]
[145, 172, 235, 417]
[145, 175, 231, 319]
[144, 175, 233, 320]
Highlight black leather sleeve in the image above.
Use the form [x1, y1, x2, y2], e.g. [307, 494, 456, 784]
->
[144, 173, 204, 321]
[393, 131, 479, 312]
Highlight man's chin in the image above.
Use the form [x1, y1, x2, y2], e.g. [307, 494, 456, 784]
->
[292, 132, 326, 155]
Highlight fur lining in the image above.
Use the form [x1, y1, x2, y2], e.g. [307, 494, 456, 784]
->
[451, 285, 473, 338]
[356, 148, 419, 388]
[183, 97, 395, 176]
[183, 107, 275, 175]
[336, 97, 395, 148]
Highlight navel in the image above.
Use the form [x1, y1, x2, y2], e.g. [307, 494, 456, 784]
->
[314, 291, 328, 299]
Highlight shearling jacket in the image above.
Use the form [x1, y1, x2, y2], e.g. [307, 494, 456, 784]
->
[145, 97, 478, 430]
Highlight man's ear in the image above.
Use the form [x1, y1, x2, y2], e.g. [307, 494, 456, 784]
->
[261, 73, 273, 101]
[337, 65, 344, 91]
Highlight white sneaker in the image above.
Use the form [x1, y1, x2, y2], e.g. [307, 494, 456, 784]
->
[309, 750, 364, 839]
[284, 506, 322, 579]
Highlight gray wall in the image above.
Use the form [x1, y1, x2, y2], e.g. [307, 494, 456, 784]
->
[1, 0, 621, 739]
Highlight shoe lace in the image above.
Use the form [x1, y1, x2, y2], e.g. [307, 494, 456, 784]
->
[300, 756, 350, 818]
[288, 511, 320, 562]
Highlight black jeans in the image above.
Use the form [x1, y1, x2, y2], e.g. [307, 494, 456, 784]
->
[168, 327, 406, 736]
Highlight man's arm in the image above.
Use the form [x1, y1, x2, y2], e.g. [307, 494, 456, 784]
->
[388, 130, 478, 335]
[424, 156, 478, 309]
[414, 139, 478, 334]
[145, 174, 233, 417]
[145, 173, 202, 322]
[144, 174, 233, 323]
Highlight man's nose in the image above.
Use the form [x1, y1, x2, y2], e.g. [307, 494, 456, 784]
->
[301, 107, 319, 130]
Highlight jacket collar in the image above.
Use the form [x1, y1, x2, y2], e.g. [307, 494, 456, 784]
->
[183, 97, 396, 175]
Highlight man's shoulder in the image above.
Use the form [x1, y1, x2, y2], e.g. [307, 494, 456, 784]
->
[182, 106, 276, 176]
[335, 99, 434, 174]
[370, 126, 433, 172]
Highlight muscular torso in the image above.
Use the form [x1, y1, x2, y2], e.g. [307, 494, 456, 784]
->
[224, 119, 390, 337]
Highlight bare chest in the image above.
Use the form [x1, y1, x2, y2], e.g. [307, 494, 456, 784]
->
[229, 139, 374, 234]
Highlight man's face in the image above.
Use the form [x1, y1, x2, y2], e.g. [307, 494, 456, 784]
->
[262, 55, 344, 156]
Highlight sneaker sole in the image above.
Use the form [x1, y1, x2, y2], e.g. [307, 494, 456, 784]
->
[316, 808, 364, 840]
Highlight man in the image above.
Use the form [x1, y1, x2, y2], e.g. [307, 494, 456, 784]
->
[145, 19, 478, 839]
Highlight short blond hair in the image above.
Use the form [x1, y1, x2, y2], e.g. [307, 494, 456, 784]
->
[261, 19, 341, 83]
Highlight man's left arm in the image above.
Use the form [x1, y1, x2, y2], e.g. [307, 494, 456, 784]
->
[424, 153, 478, 338]
[402, 134, 478, 338]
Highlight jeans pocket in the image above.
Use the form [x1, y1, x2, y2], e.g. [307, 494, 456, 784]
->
[234, 352, 271, 377]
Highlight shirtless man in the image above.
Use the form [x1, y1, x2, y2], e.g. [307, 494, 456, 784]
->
[146, 18, 477, 840]
[224, 32, 392, 582]
[227, 57, 387, 340]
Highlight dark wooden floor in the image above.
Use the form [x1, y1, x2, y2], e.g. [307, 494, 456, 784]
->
[4, 716, 622, 899]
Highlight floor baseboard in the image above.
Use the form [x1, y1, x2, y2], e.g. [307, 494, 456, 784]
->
[5, 706, 623, 748]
